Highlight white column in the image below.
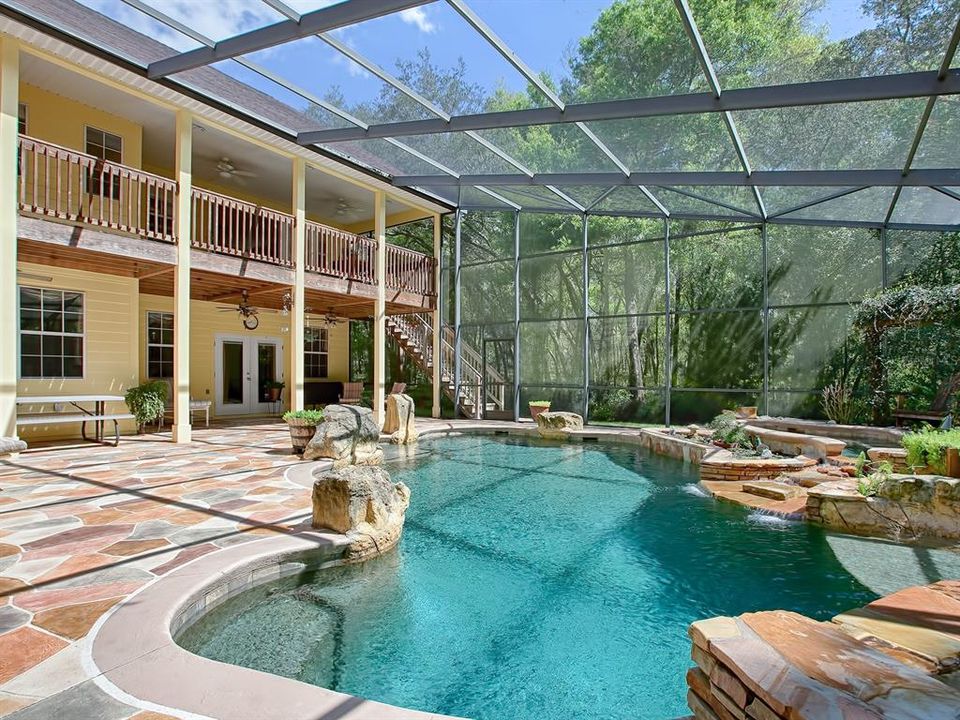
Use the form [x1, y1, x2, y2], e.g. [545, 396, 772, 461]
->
[431, 212, 441, 418]
[372, 190, 387, 426]
[172, 110, 192, 443]
[0, 39, 18, 439]
[289, 157, 306, 412]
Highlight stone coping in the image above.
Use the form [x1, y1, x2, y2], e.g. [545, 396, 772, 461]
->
[89, 529, 462, 720]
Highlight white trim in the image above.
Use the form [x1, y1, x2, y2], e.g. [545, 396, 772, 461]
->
[17, 284, 87, 380]
[214, 334, 284, 415]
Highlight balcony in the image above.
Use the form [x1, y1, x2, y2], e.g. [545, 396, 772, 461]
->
[16, 135, 436, 297]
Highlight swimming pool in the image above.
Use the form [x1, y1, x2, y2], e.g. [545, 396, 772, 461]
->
[178, 434, 882, 719]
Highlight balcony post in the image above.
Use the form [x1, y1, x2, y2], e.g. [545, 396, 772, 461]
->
[172, 110, 192, 443]
[432, 213, 442, 418]
[289, 157, 306, 412]
[0, 38, 18, 438]
[372, 190, 387, 426]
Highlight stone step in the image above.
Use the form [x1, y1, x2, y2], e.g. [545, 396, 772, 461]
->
[833, 580, 960, 676]
[741, 481, 805, 501]
[689, 610, 960, 720]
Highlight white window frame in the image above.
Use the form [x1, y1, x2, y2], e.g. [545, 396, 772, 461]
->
[17, 103, 26, 135]
[18, 286, 86, 380]
[146, 311, 175, 379]
[83, 125, 123, 201]
[305, 326, 329, 379]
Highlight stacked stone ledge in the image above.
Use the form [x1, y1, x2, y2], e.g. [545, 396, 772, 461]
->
[686, 589, 960, 720]
[304, 404, 410, 562]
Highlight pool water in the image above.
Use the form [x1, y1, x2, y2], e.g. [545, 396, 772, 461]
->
[178, 435, 883, 719]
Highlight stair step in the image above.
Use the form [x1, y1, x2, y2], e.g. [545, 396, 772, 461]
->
[741, 481, 806, 501]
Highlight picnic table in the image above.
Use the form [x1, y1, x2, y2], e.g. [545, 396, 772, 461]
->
[16, 394, 133, 446]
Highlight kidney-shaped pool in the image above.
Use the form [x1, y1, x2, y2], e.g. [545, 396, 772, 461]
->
[178, 434, 885, 719]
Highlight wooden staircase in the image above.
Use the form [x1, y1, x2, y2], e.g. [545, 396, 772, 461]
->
[385, 313, 506, 419]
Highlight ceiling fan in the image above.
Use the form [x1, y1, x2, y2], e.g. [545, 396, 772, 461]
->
[214, 157, 257, 184]
[334, 197, 359, 216]
[216, 290, 268, 330]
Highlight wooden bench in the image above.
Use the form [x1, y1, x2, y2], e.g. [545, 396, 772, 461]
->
[893, 408, 950, 427]
[16, 412, 134, 446]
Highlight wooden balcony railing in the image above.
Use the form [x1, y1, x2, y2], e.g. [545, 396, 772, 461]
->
[386, 244, 435, 295]
[305, 220, 376, 284]
[18, 135, 177, 242]
[190, 187, 293, 267]
[17, 135, 436, 295]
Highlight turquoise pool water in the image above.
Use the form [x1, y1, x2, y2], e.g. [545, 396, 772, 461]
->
[178, 435, 883, 719]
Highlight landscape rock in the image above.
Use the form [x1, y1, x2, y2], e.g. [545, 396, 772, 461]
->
[0, 437, 27, 456]
[303, 404, 383, 467]
[383, 393, 418, 445]
[807, 476, 960, 540]
[536, 411, 583, 439]
[311, 464, 410, 562]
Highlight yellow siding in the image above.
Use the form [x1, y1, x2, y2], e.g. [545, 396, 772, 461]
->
[138, 294, 350, 416]
[19, 83, 143, 168]
[16, 262, 139, 441]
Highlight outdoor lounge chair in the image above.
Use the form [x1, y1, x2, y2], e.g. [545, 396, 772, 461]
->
[340, 382, 364, 405]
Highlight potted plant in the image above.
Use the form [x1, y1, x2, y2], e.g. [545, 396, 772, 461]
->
[266, 380, 285, 402]
[283, 409, 325, 454]
[528, 400, 551, 421]
[125, 380, 168, 433]
[902, 427, 960, 478]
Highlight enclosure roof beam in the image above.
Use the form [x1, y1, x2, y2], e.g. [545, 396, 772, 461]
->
[297, 69, 960, 144]
[672, 0, 766, 218]
[393, 169, 960, 187]
[882, 16, 960, 226]
[125, 0, 461, 182]
[147, 0, 435, 78]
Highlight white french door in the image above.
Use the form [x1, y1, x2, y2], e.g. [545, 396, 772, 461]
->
[214, 335, 284, 415]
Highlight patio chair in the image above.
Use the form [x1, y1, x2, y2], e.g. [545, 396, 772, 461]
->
[339, 382, 363, 405]
[389, 382, 407, 395]
[155, 378, 211, 430]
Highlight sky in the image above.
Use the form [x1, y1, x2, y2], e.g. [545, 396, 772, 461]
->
[78, 0, 874, 113]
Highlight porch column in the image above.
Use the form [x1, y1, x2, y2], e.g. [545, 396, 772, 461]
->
[172, 110, 192, 443]
[372, 190, 387, 426]
[289, 157, 306, 412]
[431, 212, 441, 418]
[0, 39, 18, 439]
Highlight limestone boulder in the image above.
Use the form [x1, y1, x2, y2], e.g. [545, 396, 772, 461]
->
[536, 411, 584, 439]
[303, 404, 383, 467]
[383, 393, 418, 445]
[311, 465, 410, 562]
[0, 437, 26, 456]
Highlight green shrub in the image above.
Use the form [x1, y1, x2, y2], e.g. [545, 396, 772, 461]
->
[708, 411, 750, 448]
[902, 426, 960, 475]
[283, 409, 325, 424]
[125, 380, 168, 431]
[857, 460, 893, 497]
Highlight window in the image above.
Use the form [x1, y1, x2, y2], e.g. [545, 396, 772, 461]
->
[147, 312, 174, 378]
[84, 126, 122, 200]
[19, 287, 84, 378]
[17, 103, 26, 134]
[305, 327, 329, 378]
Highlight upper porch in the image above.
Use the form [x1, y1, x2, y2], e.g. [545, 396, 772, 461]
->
[16, 133, 437, 312]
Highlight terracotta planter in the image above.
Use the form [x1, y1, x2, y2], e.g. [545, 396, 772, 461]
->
[267, 387, 282, 402]
[735, 406, 758, 419]
[946, 448, 960, 478]
[286, 420, 318, 454]
[529, 404, 550, 421]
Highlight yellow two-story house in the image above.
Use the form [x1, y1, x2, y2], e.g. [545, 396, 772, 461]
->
[0, 0, 451, 444]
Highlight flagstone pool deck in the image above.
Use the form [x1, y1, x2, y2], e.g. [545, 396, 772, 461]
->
[0, 419, 535, 719]
[2, 420, 959, 720]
